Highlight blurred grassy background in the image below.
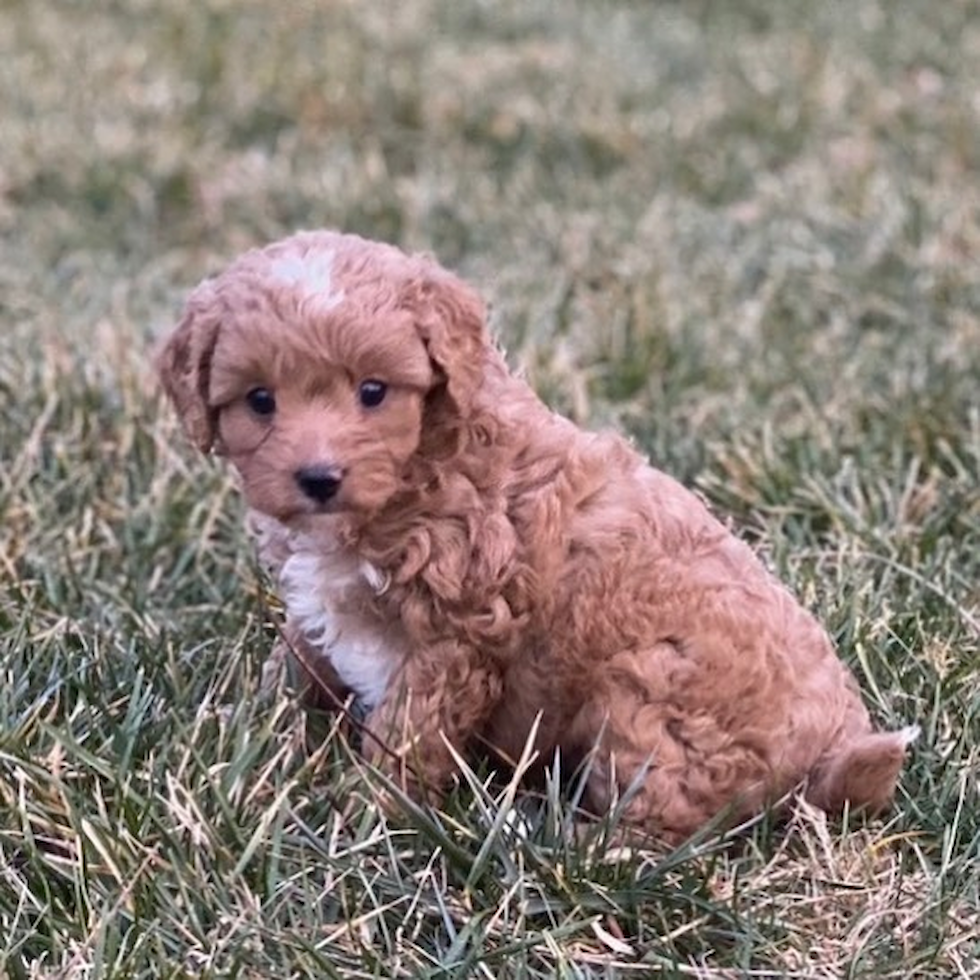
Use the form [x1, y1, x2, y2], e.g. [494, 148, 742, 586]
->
[1, 1, 978, 976]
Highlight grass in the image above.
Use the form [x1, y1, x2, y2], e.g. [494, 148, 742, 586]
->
[1, 0, 978, 976]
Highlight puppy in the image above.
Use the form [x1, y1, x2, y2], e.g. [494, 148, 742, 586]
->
[156, 230, 915, 840]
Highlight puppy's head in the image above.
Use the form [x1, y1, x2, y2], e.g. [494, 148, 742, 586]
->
[156, 231, 488, 523]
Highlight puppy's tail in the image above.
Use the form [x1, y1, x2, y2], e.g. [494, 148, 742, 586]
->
[806, 725, 919, 815]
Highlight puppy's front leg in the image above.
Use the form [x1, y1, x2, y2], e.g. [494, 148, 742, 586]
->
[363, 641, 502, 805]
[273, 621, 351, 715]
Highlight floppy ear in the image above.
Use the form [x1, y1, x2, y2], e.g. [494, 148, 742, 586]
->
[411, 269, 489, 417]
[154, 283, 222, 453]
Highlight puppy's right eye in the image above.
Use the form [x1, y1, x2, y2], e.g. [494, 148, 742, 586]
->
[358, 379, 388, 409]
[246, 387, 276, 416]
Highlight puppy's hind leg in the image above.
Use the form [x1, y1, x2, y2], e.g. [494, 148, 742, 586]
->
[569, 643, 767, 841]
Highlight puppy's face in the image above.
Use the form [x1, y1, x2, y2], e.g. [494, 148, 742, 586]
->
[157, 232, 488, 526]
[211, 311, 433, 522]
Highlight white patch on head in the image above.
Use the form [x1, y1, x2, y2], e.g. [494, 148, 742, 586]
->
[277, 539, 405, 711]
[271, 249, 345, 319]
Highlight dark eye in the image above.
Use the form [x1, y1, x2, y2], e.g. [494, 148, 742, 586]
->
[358, 379, 387, 408]
[245, 387, 276, 416]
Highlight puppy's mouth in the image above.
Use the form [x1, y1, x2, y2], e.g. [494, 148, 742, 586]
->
[247, 460, 398, 525]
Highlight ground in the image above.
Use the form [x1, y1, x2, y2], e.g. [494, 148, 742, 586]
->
[0, 1, 978, 976]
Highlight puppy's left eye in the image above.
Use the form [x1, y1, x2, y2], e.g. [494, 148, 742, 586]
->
[246, 387, 277, 416]
[358, 379, 387, 408]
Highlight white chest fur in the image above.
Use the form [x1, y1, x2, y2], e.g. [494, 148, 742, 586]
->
[249, 513, 406, 710]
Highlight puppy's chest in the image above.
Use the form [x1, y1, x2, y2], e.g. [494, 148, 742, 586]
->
[251, 517, 407, 710]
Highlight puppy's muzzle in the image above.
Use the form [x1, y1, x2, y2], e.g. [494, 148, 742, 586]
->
[295, 464, 343, 505]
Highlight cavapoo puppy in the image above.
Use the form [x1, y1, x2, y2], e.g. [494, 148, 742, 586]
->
[157, 230, 915, 840]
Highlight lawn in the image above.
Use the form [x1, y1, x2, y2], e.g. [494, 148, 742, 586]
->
[1, 0, 978, 976]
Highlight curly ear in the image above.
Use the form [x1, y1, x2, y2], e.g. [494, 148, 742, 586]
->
[154, 284, 222, 453]
[411, 269, 489, 417]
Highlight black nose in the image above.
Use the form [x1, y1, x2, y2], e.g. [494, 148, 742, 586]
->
[295, 465, 343, 504]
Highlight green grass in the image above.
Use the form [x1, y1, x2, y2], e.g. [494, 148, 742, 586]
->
[2, 0, 978, 976]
